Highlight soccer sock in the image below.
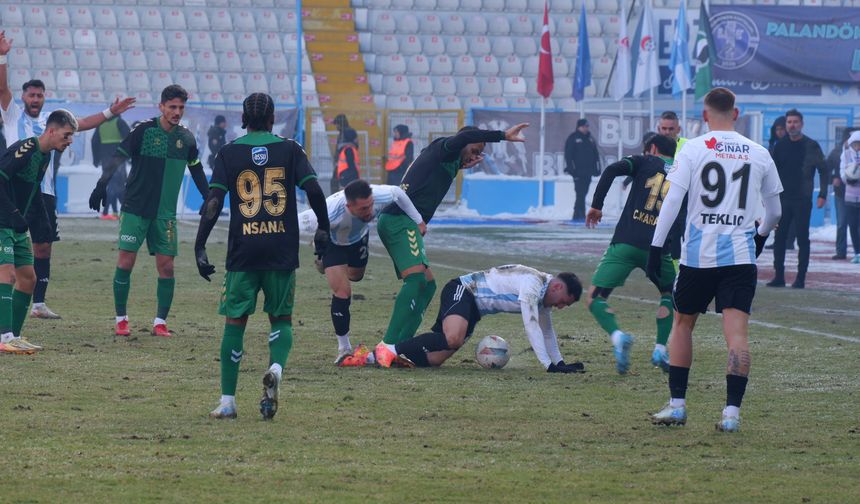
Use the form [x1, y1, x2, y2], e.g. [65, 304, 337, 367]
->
[725, 374, 749, 409]
[156, 277, 175, 320]
[589, 297, 619, 336]
[395, 277, 437, 343]
[331, 295, 351, 339]
[668, 365, 690, 404]
[268, 319, 293, 368]
[382, 273, 425, 344]
[395, 331, 449, 368]
[32, 257, 49, 304]
[655, 294, 674, 346]
[0, 283, 13, 334]
[11, 290, 31, 336]
[220, 323, 246, 396]
[113, 267, 131, 317]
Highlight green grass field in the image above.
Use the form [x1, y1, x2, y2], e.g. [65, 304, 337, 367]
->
[2, 218, 859, 503]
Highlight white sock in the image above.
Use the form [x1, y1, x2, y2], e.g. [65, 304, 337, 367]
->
[220, 395, 235, 406]
[366, 352, 376, 364]
[385, 343, 397, 354]
[32, 302, 45, 309]
[269, 363, 283, 382]
[116, 315, 128, 324]
[654, 343, 667, 353]
[337, 334, 351, 351]
[669, 398, 686, 408]
[611, 330, 624, 347]
[1, 332, 14, 344]
[722, 405, 740, 418]
[153, 317, 166, 326]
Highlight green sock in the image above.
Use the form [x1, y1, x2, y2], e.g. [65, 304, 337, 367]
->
[156, 277, 175, 320]
[11, 289, 31, 337]
[656, 294, 674, 346]
[268, 319, 293, 368]
[383, 273, 426, 344]
[396, 277, 437, 343]
[0, 283, 13, 334]
[589, 297, 619, 335]
[220, 323, 246, 396]
[113, 267, 131, 317]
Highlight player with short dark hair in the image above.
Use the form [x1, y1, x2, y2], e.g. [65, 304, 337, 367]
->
[373, 123, 529, 360]
[646, 87, 783, 432]
[585, 134, 681, 374]
[194, 93, 331, 420]
[88, 85, 206, 338]
[296, 178, 425, 365]
[0, 109, 77, 354]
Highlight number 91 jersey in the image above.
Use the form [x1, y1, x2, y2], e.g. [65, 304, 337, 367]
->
[209, 132, 318, 272]
[668, 131, 783, 268]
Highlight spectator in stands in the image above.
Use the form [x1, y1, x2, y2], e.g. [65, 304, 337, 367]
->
[336, 127, 360, 189]
[839, 131, 860, 264]
[207, 115, 227, 170]
[385, 124, 414, 186]
[564, 118, 601, 222]
[767, 109, 828, 289]
[91, 115, 131, 220]
[829, 128, 857, 260]
[766, 115, 795, 251]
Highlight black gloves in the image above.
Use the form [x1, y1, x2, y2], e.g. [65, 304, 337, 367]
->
[195, 247, 215, 282]
[646, 245, 664, 286]
[11, 210, 28, 233]
[88, 180, 108, 212]
[754, 231, 768, 258]
[313, 228, 330, 258]
[547, 361, 586, 374]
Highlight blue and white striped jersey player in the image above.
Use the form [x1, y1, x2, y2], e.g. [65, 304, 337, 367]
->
[298, 179, 425, 364]
[365, 264, 586, 373]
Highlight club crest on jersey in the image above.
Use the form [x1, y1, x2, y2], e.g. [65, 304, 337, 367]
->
[252, 146, 269, 166]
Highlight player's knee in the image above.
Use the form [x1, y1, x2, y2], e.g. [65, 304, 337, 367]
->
[445, 331, 467, 349]
[0, 265, 16, 285]
[348, 269, 365, 282]
[15, 267, 36, 291]
[32, 243, 51, 258]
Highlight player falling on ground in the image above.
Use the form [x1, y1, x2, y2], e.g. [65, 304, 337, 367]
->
[0, 31, 135, 320]
[372, 123, 529, 359]
[296, 178, 424, 365]
[194, 93, 330, 420]
[0, 110, 77, 354]
[346, 264, 584, 373]
[585, 134, 682, 374]
[88, 85, 208, 338]
[646, 88, 783, 432]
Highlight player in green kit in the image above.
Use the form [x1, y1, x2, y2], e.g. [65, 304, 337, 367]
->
[194, 93, 330, 420]
[584, 134, 682, 374]
[0, 109, 77, 354]
[363, 123, 528, 363]
[89, 85, 209, 338]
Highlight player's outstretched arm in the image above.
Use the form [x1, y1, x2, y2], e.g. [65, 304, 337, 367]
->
[0, 31, 13, 110]
[76, 97, 137, 132]
[587, 159, 633, 228]
[188, 164, 209, 200]
[88, 154, 126, 211]
[194, 188, 225, 281]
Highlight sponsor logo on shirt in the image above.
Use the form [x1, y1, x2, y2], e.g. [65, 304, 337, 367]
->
[252, 146, 269, 166]
[705, 137, 750, 160]
[120, 234, 138, 243]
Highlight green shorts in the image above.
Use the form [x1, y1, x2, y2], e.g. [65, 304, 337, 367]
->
[219, 270, 296, 319]
[0, 228, 33, 267]
[591, 243, 676, 292]
[118, 212, 179, 257]
[377, 213, 427, 278]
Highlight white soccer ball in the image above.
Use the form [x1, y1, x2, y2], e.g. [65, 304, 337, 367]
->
[845, 162, 860, 184]
[475, 335, 510, 369]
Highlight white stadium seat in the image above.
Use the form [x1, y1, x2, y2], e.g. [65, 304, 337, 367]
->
[235, 11, 256, 31]
[406, 54, 430, 74]
[80, 70, 104, 91]
[172, 50, 195, 71]
[392, 0, 415, 8]
[74, 29, 97, 49]
[503, 76, 527, 96]
[196, 51, 219, 72]
[373, 35, 399, 56]
[167, 31, 190, 51]
[237, 33, 260, 53]
[465, 15, 488, 36]
[430, 55, 453, 75]
[561, 37, 578, 58]
[553, 56, 569, 76]
[83, 91, 107, 103]
[387, 95, 415, 110]
[476, 55, 500, 76]
[33, 70, 56, 90]
[246, 73, 269, 93]
[437, 0, 460, 8]
[447, 36, 468, 57]
[492, 37, 514, 57]
[499, 55, 523, 76]
[511, 15, 533, 36]
[219, 51, 243, 72]
[488, 16, 511, 36]
[480, 76, 503, 96]
[592, 56, 613, 78]
[223, 73, 246, 95]
[9, 49, 30, 69]
[281, 11, 298, 33]
[24, 6, 47, 27]
[442, 14, 465, 35]
[415, 0, 437, 8]
[190, 32, 214, 51]
[48, 7, 71, 27]
[410, 75, 434, 95]
[515, 37, 538, 58]
[463, 96, 485, 109]
[453, 55, 477, 76]
[144, 31, 167, 51]
[31, 49, 54, 69]
[557, 16, 578, 37]
[104, 70, 129, 92]
[5, 28, 26, 48]
[213, 32, 237, 52]
[188, 9, 211, 31]
[423, 35, 446, 57]
[211, 10, 234, 31]
[377, 54, 407, 75]
[199, 92, 224, 106]
[243, 52, 265, 73]
[198, 73, 222, 94]
[433, 75, 457, 95]
[29, 28, 50, 49]
[131, 92, 155, 105]
[50, 28, 73, 49]
[508, 0, 529, 12]
[370, 0, 393, 7]
[257, 10, 279, 31]
[261, 32, 283, 53]
[523, 55, 538, 77]
[9, 70, 31, 91]
[2, 6, 24, 27]
[485, 97, 508, 108]
[552, 0, 575, 13]
[551, 77, 572, 98]
[102, 50, 124, 70]
[265, 52, 289, 73]
[456, 76, 480, 96]
[140, 9, 163, 30]
[596, 0, 619, 13]
[586, 15, 602, 36]
[589, 37, 607, 57]
[461, 0, 482, 9]
[79, 50, 101, 70]
[125, 50, 148, 70]
[603, 15, 622, 37]
[509, 97, 532, 109]
[438, 95, 462, 109]
[164, 9, 186, 30]
[469, 37, 491, 57]
[93, 7, 116, 29]
[120, 30, 143, 51]
[270, 73, 293, 95]
[117, 8, 140, 29]
[383, 75, 410, 95]
[151, 71, 174, 93]
[420, 14, 442, 35]
[54, 49, 78, 69]
[176, 72, 198, 93]
[415, 95, 438, 110]
[397, 14, 420, 35]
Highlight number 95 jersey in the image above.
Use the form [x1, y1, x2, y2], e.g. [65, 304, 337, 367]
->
[209, 132, 318, 272]
[669, 131, 783, 268]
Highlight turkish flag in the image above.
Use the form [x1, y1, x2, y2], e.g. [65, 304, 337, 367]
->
[537, 2, 554, 98]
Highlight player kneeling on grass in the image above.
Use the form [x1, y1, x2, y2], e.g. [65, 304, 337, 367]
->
[585, 134, 683, 375]
[646, 88, 783, 432]
[0, 110, 77, 354]
[343, 264, 585, 373]
[194, 93, 331, 420]
[297, 178, 425, 365]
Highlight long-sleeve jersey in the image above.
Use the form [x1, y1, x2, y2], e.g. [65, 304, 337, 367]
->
[458, 264, 564, 368]
[0, 137, 50, 228]
[298, 184, 422, 246]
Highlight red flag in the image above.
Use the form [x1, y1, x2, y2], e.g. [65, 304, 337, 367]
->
[537, 1, 554, 98]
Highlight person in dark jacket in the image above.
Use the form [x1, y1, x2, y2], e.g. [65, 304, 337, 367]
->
[766, 115, 795, 251]
[385, 124, 414, 186]
[336, 128, 360, 189]
[91, 115, 131, 219]
[207, 115, 227, 170]
[564, 118, 601, 222]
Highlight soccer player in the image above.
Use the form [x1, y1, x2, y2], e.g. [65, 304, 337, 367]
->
[88, 85, 207, 337]
[296, 179, 424, 364]
[0, 32, 135, 320]
[194, 93, 330, 420]
[374, 123, 529, 356]
[646, 88, 783, 432]
[0, 110, 77, 354]
[585, 134, 680, 374]
[347, 265, 584, 372]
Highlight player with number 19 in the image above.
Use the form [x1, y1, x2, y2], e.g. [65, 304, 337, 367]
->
[194, 93, 331, 420]
[646, 88, 783, 432]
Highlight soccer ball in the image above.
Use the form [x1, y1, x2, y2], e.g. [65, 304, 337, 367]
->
[845, 162, 860, 184]
[475, 335, 510, 369]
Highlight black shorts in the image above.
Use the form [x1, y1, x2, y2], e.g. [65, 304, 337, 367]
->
[431, 279, 482, 340]
[27, 194, 60, 244]
[322, 234, 369, 269]
[673, 264, 757, 315]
